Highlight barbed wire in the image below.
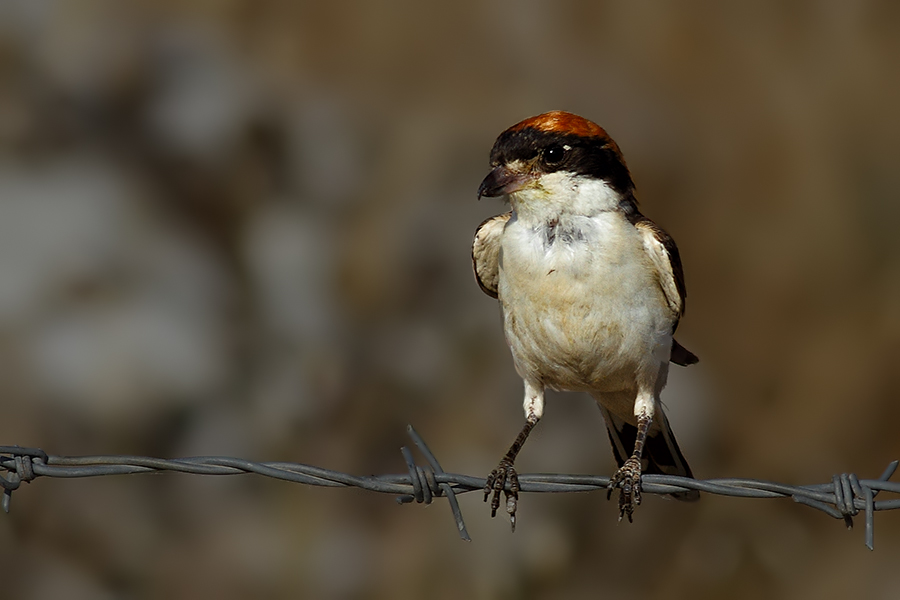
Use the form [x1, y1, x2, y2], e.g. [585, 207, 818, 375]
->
[2, 425, 898, 550]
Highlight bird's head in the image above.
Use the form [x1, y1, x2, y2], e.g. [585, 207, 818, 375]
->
[477, 111, 635, 216]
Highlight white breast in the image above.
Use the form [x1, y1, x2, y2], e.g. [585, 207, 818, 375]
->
[498, 207, 674, 393]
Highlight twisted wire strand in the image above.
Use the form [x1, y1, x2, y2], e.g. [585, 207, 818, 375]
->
[2, 426, 898, 550]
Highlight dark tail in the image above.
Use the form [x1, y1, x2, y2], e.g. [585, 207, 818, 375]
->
[598, 405, 700, 501]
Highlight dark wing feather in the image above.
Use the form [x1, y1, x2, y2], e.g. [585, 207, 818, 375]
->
[670, 339, 699, 366]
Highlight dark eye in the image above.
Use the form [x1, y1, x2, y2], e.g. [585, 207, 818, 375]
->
[542, 144, 567, 167]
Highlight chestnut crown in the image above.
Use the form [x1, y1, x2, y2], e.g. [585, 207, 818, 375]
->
[488, 111, 635, 195]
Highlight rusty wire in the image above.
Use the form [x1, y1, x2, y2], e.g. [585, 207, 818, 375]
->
[2, 425, 898, 549]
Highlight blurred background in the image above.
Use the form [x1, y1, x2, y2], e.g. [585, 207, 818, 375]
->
[1, 1, 899, 598]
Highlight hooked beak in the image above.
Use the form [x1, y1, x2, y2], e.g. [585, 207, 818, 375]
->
[477, 164, 532, 200]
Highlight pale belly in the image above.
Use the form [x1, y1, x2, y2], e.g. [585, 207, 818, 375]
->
[498, 216, 674, 393]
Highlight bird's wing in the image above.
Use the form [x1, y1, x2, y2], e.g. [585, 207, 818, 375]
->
[472, 212, 511, 299]
[670, 339, 699, 366]
[631, 216, 686, 324]
[631, 215, 699, 364]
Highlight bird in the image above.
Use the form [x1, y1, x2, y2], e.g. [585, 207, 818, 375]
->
[472, 110, 700, 528]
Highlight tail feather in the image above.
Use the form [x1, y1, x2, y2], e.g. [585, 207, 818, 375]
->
[598, 405, 699, 502]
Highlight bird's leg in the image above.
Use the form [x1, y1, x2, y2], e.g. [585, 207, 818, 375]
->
[608, 410, 652, 523]
[484, 414, 538, 532]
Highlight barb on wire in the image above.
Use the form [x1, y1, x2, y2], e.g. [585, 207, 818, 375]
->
[2, 427, 898, 550]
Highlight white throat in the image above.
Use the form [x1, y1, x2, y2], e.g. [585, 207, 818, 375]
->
[509, 174, 622, 225]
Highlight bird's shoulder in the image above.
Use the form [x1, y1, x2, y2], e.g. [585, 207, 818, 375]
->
[624, 207, 687, 322]
[472, 212, 511, 299]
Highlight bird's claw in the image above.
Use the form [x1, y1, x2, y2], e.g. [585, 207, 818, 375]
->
[484, 458, 519, 531]
[607, 456, 643, 523]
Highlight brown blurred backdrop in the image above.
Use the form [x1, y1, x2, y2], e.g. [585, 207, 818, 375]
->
[1, 1, 899, 598]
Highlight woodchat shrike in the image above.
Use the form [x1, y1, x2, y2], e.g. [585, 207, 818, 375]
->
[473, 111, 700, 528]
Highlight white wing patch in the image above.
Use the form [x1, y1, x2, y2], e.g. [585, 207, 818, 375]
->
[635, 220, 683, 319]
[472, 212, 511, 298]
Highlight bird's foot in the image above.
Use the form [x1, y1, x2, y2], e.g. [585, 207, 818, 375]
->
[607, 456, 643, 523]
[484, 458, 520, 531]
